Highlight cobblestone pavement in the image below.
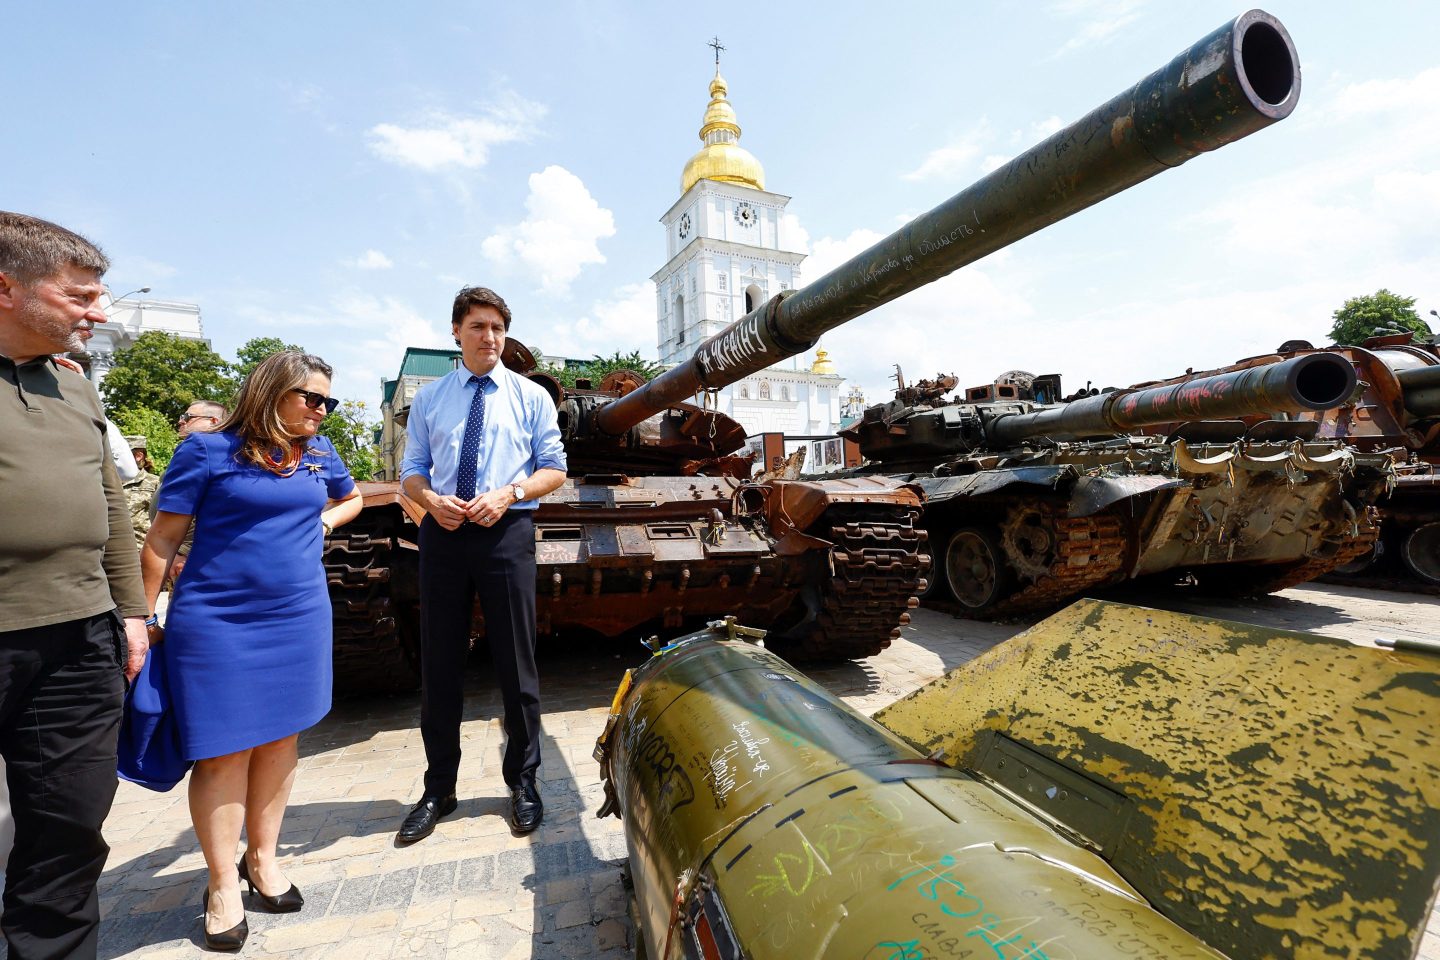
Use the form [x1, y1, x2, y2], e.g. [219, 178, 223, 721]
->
[5, 582, 1435, 959]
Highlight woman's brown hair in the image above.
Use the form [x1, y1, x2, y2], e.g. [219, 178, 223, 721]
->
[219, 351, 334, 476]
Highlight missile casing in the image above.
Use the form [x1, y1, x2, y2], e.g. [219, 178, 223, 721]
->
[593, 622, 1225, 960]
[597, 604, 1440, 960]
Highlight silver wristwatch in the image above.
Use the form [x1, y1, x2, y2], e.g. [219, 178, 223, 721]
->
[511, 484, 526, 502]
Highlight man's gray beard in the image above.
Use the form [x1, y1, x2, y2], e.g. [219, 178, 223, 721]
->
[18, 297, 86, 354]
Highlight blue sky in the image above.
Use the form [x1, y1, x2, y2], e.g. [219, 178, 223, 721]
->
[6, 1, 1438, 410]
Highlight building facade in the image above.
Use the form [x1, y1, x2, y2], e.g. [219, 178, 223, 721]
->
[652, 65, 847, 448]
[80, 292, 206, 388]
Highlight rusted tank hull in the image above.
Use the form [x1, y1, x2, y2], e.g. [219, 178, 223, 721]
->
[323, 476, 925, 694]
[914, 436, 1392, 617]
[1132, 337, 1440, 589]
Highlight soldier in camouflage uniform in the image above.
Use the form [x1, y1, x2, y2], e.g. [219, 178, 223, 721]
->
[121, 435, 159, 550]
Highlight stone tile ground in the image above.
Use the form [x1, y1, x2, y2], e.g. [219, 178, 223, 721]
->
[2, 582, 1436, 958]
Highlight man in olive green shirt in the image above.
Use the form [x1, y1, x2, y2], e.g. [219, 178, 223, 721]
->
[0, 211, 149, 960]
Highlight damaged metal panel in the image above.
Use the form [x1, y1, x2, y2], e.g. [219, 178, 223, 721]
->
[918, 466, 1074, 505]
[1067, 474, 1187, 518]
[874, 599, 1440, 960]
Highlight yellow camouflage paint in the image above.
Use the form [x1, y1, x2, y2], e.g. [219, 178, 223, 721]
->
[874, 599, 1440, 960]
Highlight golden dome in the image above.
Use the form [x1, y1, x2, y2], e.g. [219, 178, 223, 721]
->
[811, 349, 836, 375]
[681, 70, 765, 193]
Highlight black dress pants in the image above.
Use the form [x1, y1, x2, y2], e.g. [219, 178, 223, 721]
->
[0, 612, 124, 960]
[418, 512, 540, 796]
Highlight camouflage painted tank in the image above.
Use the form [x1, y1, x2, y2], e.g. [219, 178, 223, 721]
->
[840, 354, 1396, 615]
[327, 0, 1305, 691]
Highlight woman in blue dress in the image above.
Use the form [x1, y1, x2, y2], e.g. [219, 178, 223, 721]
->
[140, 352, 362, 950]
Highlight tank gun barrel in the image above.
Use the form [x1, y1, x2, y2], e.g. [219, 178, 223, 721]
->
[1398, 365, 1440, 419]
[988, 352, 1356, 444]
[596, 9, 1300, 437]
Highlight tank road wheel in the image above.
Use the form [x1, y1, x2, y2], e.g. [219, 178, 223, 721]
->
[918, 523, 952, 602]
[944, 527, 1013, 616]
[1001, 506, 1057, 580]
[1401, 522, 1440, 585]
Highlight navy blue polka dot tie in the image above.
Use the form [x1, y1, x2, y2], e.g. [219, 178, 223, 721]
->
[454, 375, 491, 501]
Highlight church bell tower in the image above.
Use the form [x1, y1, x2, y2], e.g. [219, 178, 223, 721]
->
[652, 41, 844, 442]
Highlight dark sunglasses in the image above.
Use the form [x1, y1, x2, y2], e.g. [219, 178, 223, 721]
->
[177, 412, 217, 423]
[290, 389, 340, 414]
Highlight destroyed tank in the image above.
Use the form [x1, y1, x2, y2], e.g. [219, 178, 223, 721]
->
[327, 338, 928, 697]
[326, 3, 1303, 692]
[1131, 333, 1440, 587]
[841, 355, 1396, 615]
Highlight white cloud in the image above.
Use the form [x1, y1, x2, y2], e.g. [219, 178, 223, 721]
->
[353, 249, 394, 270]
[481, 166, 616, 295]
[367, 93, 545, 171]
[1331, 65, 1440, 120]
[779, 212, 811, 254]
[1031, 115, 1064, 139]
[1049, 0, 1147, 56]
[540, 283, 657, 359]
[903, 119, 993, 182]
[231, 291, 448, 404]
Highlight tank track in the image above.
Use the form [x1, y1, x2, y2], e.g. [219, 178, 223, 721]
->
[1198, 506, 1383, 596]
[933, 502, 1129, 620]
[323, 531, 420, 695]
[989, 507, 1128, 617]
[778, 507, 929, 660]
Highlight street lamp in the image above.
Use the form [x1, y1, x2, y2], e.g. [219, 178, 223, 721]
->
[106, 286, 151, 309]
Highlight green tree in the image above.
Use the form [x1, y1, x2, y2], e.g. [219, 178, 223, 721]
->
[540, 350, 665, 389]
[100, 331, 233, 421]
[111, 406, 180, 470]
[1328, 289, 1432, 346]
[320, 399, 382, 481]
[234, 336, 306, 383]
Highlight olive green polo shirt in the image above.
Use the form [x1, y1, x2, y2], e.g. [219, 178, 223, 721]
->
[0, 354, 148, 632]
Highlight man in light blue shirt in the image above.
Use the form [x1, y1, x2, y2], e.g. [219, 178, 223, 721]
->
[395, 286, 566, 841]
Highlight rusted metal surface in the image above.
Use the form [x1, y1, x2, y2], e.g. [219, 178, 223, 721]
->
[987, 353, 1355, 445]
[841, 353, 1394, 618]
[1134, 336, 1440, 588]
[874, 599, 1440, 960]
[596, 9, 1300, 438]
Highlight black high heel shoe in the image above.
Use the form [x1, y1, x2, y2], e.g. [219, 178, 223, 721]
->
[238, 856, 304, 913]
[201, 888, 248, 952]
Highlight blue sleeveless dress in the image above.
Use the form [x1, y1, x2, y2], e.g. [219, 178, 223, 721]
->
[157, 431, 354, 760]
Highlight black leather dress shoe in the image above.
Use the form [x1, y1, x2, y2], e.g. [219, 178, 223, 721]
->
[510, 783, 543, 834]
[397, 793, 457, 844]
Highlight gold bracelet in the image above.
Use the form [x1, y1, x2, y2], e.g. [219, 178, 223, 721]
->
[321, 519, 333, 536]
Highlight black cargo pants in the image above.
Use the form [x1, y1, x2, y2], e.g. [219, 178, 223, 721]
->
[0, 612, 125, 960]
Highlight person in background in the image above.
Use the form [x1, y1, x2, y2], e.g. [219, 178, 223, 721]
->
[395, 286, 566, 843]
[166, 400, 226, 585]
[0, 211, 149, 960]
[140, 352, 361, 951]
[122, 436, 159, 551]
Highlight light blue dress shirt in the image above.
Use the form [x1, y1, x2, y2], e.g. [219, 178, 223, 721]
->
[399, 358, 566, 509]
